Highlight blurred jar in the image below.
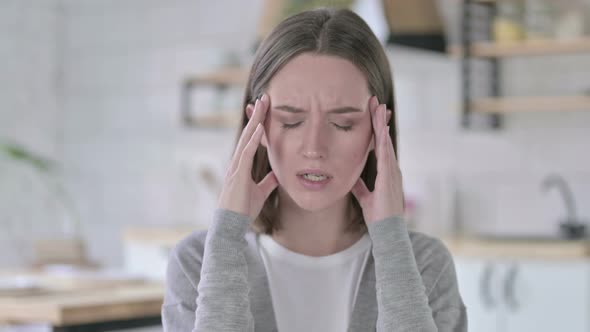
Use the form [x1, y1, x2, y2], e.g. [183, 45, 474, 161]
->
[554, 0, 587, 40]
[493, 0, 526, 43]
[524, 0, 558, 41]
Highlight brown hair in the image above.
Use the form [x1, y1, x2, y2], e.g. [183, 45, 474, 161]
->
[237, 8, 399, 234]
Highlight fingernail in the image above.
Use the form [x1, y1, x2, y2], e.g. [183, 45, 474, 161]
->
[261, 94, 268, 103]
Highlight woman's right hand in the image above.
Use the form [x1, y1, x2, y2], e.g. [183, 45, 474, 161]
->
[218, 93, 278, 221]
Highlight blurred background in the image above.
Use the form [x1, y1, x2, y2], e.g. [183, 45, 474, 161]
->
[1, 0, 589, 331]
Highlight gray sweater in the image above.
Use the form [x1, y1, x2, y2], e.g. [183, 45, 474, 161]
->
[162, 209, 467, 331]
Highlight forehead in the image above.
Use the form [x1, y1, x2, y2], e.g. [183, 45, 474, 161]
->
[267, 53, 370, 106]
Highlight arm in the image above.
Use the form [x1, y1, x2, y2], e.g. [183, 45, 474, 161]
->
[367, 215, 467, 332]
[161, 244, 199, 331]
[162, 208, 254, 332]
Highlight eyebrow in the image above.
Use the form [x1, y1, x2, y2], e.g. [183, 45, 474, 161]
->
[273, 105, 363, 114]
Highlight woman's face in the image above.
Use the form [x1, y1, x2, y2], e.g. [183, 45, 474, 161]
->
[252, 53, 375, 212]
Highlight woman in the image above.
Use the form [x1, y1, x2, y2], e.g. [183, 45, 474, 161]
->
[162, 8, 467, 332]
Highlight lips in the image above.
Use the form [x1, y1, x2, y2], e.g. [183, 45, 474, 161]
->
[296, 169, 333, 178]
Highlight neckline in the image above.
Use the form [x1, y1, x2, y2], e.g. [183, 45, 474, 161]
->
[258, 232, 371, 267]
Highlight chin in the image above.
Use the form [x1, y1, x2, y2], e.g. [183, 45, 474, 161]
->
[292, 196, 334, 212]
[285, 186, 349, 213]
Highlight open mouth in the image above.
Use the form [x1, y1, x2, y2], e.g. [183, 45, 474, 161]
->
[296, 169, 333, 189]
[296, 169, 332, 182]
[299, 173, 330, 182]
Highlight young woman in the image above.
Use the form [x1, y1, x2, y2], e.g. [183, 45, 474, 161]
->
[162, 8, 467, 332]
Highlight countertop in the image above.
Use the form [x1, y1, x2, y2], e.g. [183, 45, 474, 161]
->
[123, 226, 590, 260]
[0, 268, 164, 326]
[441, 235, 590, 260]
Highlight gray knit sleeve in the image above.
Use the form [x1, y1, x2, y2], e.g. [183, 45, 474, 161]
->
[366, 215, 468, 331]
[161, 208, 254, 332]
[195, 208, 255, 331]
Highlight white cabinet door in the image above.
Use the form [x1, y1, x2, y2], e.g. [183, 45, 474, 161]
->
[504, 260, 590, 332]
[455, 257, 501, 332]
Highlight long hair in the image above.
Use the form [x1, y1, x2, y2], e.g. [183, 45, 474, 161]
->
[237, 8, 398, 234]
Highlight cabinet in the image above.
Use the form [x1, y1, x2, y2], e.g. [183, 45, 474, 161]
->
[454, 0, 590, 129]
[455, 257, 590, 332]
[122, 226, 196, 280]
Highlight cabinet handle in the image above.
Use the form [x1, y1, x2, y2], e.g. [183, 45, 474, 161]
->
[503, 264, 520, 312]
[480, 262, 496, 309]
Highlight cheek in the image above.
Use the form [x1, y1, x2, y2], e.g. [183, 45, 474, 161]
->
[265, 124, 289, 176]
[333, 129, 372, 173]
[337, 136, 369, 163]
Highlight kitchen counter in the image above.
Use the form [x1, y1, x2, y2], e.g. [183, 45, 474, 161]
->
[122, 226, 200, 247]
[0, 268, 164, 330]
[441, 235, 590, 260]
[123, 226, 590, 260]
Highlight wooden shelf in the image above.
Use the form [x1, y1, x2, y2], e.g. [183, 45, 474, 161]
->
[184, 111, 242, 128]
[449, 37, 590, 58]
[181, 67, 248, 129]
[185, 67, 249, 86]
[471, 95, 590, 113]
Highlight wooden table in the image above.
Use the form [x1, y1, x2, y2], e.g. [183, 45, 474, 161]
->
[0, 268, 165, 331]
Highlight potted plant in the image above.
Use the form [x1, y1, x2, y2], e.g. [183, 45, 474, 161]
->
[0, 140, 94, 268]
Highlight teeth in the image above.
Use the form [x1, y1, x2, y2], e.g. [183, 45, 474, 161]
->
[302, 173, 328, 181]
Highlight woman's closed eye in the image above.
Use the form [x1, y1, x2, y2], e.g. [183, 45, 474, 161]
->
[281, 121, 353, 131]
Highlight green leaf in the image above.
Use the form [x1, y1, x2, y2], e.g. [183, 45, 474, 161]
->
[0, 141, 56, 173]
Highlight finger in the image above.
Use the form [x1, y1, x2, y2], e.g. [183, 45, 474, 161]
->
[377, 124, 390, 178]
[237, 94, 268, 155]
[238, 123, 264, 176]
[385, 122, 398, 163]
[232, 94, 269, 171]
[381, 104, 387, 131]
[258, 170, 278, 199]
[382, 125, 399, 185]
[369, 96, 379, 132]
[373, 104, 386, 159]
[351, 177, 370, 205]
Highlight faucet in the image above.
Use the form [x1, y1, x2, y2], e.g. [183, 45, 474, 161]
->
[541, 174, 587, 239]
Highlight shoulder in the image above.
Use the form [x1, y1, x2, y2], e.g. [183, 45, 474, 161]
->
[169, 229, 260, 271]
[163, 228, 261, 306]
[171, 229, 208, 265]
[408, 231, 456, 296]
[165, 230, 209, 290]
[408, 230, 453, 264]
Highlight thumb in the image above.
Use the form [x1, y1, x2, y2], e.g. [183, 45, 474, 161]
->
[351, 178, 370, 206]
[258, 170, 278, 199]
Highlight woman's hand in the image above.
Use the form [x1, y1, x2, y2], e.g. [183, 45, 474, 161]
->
[351, 96, 404, 224]
[218, 94, 278, 221]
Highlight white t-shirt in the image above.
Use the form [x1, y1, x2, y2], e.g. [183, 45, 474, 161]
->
[258, 232, 372, 332]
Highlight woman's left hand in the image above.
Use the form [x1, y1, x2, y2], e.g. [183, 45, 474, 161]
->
[351, 96, 405, 224]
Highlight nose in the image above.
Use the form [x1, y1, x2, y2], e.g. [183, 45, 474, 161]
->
[301, 119, 328, 160]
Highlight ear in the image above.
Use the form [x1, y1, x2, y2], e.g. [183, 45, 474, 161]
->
[245, 103, 269, 148]
[386, 110, 392, 124]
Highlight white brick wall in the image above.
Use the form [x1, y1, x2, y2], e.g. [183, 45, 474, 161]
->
[58, 0, 263, 266]
[0, 0, 62, 267]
